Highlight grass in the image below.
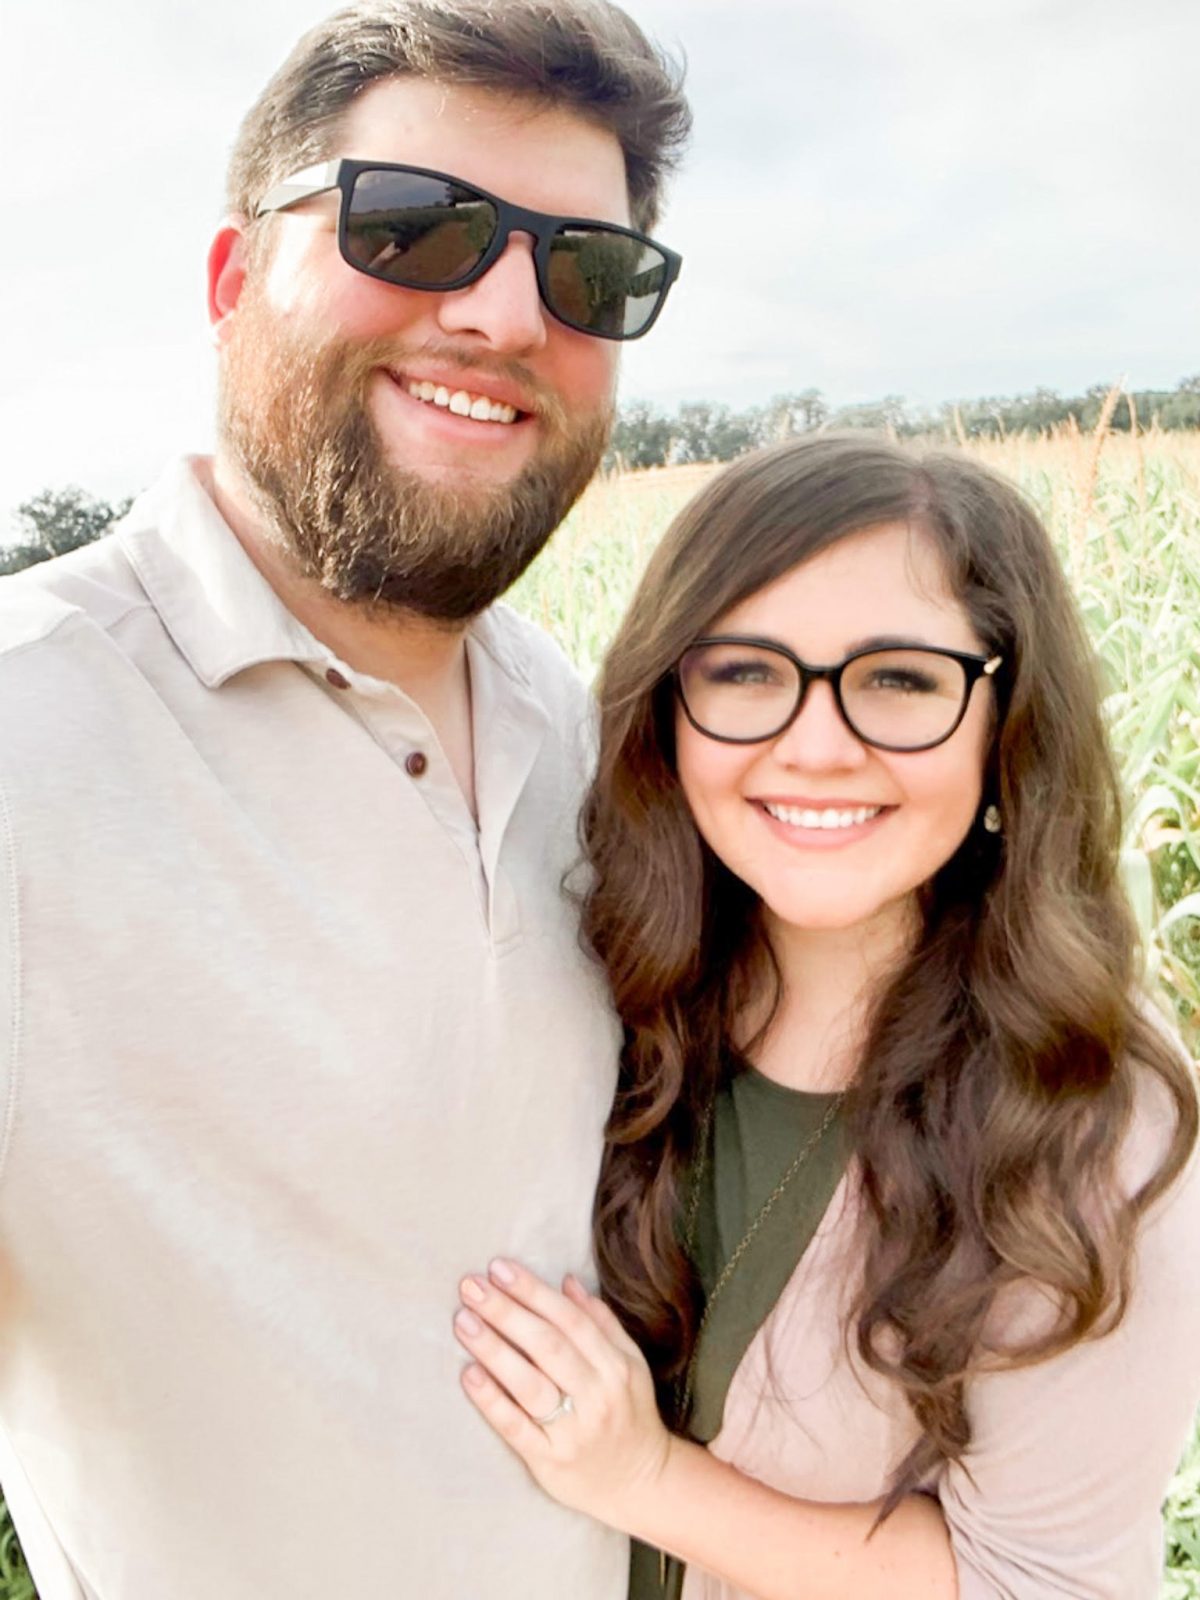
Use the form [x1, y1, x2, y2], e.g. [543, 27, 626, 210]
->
[2, 425, 1197, 1596]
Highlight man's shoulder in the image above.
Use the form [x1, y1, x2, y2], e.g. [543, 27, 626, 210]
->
[0, 530, 150, 662]
[0, 533, 154, 764]
[0, 570, 84, 658]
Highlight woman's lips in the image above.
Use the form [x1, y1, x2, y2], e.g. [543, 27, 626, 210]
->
[752, 798, 894, 849]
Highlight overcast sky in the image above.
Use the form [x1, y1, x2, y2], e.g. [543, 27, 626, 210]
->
[2, 0, 1197, 535]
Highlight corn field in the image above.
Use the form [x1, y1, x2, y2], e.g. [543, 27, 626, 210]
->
[2, 421, 1198, 1595]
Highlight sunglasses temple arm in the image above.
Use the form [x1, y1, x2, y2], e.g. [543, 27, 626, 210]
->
[255, 160, 343, 218]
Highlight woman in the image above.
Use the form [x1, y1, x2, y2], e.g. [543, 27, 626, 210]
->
[452, 435, 1200, 1599]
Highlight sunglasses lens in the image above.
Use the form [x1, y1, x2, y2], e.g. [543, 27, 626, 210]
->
[344, 169, 498, 286]
[547, 228, 670, 337]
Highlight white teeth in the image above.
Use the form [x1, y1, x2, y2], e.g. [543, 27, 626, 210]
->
[404, 378, 519, 425]
[762, 803, 882, 830]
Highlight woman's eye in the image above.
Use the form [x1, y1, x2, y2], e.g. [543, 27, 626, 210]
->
[866, 669, 938, 694]
[707, 661, 783, 687]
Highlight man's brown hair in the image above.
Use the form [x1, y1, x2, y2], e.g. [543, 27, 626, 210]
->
[226, 0, 690, 234]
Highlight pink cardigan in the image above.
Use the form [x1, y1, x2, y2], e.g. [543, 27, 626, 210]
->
[685, 1073, 1200, 1600]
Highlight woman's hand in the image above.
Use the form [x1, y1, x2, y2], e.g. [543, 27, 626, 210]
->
[453, 1261, 958, 1600]
[453, 1258, 675, 1529]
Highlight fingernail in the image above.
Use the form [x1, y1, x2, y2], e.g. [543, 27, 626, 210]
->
[460, 1276, 486, 1305]
[463, 1363, 485, 1388]
[455, 1309, 482, 1337]
[489, 1258, 517, 1285]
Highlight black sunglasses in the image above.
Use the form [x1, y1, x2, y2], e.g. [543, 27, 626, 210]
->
[254, 159, 683, 341]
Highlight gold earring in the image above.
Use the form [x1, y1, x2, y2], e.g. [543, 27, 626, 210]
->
[982, 804, 1002, 834]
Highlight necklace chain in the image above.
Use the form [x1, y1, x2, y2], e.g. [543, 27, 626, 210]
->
[673, 1090, 842, 1428]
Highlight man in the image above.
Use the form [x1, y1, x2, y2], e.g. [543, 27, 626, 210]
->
[0, 4, 689, 1596]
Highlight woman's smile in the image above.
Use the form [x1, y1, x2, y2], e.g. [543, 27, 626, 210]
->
[752, 797, 893, 848]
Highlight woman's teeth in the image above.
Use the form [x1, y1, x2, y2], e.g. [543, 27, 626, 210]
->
[405, 379, 518, 425]
[762, 803, 883, 829]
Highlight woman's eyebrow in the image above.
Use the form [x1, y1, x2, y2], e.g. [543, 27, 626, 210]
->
[842, 632, 941, 653]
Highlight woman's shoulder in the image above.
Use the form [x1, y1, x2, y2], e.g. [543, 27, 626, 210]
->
[1116, 1001, 1199, 1218]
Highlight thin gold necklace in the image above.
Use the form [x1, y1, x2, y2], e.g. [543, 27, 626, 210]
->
[673, 1089, 843, 1427]
[656, 1088, 842, 1590]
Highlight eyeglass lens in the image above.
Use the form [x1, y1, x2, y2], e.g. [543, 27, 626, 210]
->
[677, 642, 972, 749]
[343, 168, 670, 337]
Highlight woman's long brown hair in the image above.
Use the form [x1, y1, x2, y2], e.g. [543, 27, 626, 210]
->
[581, 434, 1197, 1502]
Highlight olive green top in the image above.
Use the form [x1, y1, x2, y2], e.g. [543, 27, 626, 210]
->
[628, 1067, 850, 1600]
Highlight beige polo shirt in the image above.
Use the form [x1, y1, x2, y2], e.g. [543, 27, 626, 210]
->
[0, 459, 625, 1600]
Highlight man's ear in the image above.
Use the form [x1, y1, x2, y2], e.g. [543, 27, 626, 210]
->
[207, 220, 251, 347]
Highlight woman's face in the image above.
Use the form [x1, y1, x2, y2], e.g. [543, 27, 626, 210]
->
[674, 521, 995, 951]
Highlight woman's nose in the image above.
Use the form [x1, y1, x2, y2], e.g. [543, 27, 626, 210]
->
[769, 679, 870, 770]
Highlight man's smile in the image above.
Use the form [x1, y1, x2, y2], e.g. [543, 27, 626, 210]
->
[402, 379, 520, 424]
[380, 363, 538, 436]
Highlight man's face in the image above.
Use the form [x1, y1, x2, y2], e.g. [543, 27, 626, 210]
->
[216, 76, 629, 620]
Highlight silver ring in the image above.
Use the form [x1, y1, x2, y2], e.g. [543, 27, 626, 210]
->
[533, 1391, 574, 1427]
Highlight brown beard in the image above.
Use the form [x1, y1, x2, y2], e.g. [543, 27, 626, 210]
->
[217, 281, 612, 623]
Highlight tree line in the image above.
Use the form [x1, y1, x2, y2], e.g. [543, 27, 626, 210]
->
[2, 373, 1198, 567]
[603, 374, 1200, 470]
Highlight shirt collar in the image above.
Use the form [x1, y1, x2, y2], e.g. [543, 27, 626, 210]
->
[118, 456, 541, 699]
[119, 457, 327, 688]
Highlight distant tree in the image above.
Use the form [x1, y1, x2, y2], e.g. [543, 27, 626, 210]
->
[605, 401, 675, 470]
[830, 395, 911, 434]
[1009, 388, 1075, 433]
[606, 373, 1200, 473]
[673, 400, 760, 464]
[705, 404, 761, 462]
[1, 487, 131, 576]
[1158, 390, 1200, 430]
[759, 389, 828, 441]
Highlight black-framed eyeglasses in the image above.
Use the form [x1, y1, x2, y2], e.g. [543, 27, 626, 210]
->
[253, 159, 683, 341]
[674, 636, 1003, 752]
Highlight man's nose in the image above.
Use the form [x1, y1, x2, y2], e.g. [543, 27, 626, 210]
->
[435, 233, 548, 354]
[769, 680, 869, 770]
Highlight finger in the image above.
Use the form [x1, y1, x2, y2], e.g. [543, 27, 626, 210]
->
[460, 1361, 549, 1462]
[563, 1275, 644, 1358]
[460, 1276, 597, 1397]
[487, 1259, 625, 1373]
[454, 1305, 576, 1423]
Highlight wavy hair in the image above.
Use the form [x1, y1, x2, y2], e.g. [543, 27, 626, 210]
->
[582, 434, 1197, 1502]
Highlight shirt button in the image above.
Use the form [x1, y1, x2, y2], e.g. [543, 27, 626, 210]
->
[405, 751, 428, 778]
[325, 667, 350, 690]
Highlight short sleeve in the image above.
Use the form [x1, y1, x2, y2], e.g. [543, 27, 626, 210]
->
[938, 1114, 1200, 1599]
